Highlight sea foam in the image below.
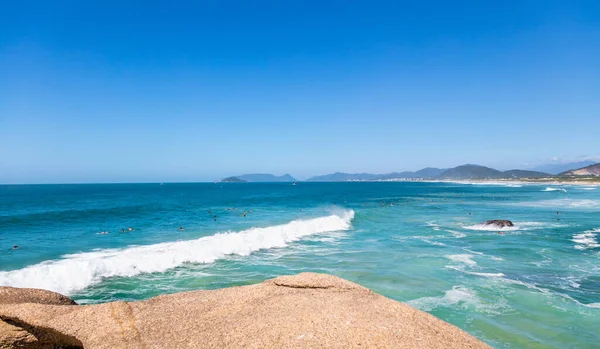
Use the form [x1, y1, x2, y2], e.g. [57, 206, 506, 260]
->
[0, 210, 355, 295]
[543, 187, 567, 192]
[572, 229, 600, 250]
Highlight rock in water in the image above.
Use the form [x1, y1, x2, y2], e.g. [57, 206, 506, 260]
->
[484, 220, 514, 228]
[0, 273, 491, 348]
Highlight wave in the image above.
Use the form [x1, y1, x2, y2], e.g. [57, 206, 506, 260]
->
[407, 286, 480, 312]
[543, 187, 567, 192]
[407, 286, 509, 315]
[501, 278, 600, 309]
[0, 210, 355, 295]
[446, 229, 466, 238]
[572, 229, 600, 250]
[463, 221, 567, 232]
[446, 266, 505, 278]
[446, 254, 476, 266]
[512, 199, 599, 209]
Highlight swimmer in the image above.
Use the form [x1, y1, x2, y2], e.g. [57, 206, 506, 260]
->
[498, 231, 503, 235]
[213, 215, 217, 221]
[100, 231, 108, 235]
[128, 227, 134, 231]
[12, 245, 19, 249]
[242, 212, 247, 217]
[469, 212, 472, 215]
[179, 226, 185, 231]
[121, 228, 126, 233]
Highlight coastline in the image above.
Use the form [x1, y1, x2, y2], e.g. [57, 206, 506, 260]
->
[340, 177, 600, 186]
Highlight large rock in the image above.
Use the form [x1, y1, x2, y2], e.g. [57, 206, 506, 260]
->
[483, 220, 514, 228]
[0, 286, 77, 306]
[0, 273, 490, 348]
[1, 287, 79, 348]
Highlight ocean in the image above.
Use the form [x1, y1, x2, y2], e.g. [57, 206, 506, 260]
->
[0, 182, 598, 348]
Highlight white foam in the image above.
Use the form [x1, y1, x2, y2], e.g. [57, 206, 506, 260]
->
[407, 286, 481, 312]
[446, 229, 466, 238]
[579, 187, 597, 191]
[543, 187, 567, 192]
[514, 199, 599, 209]
[422, 239, 446, 247]
[0, 210, 355, 295]
[572, 229, 600, 250]
[446, 266, 504, 278]
[446, 254, 477, 266]
[462, 221, 557, 232]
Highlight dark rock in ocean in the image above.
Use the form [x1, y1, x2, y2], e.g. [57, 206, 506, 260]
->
[484, 220, 514, 228]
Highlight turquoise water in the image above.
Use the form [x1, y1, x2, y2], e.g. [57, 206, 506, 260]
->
[1, 182, 599, 348]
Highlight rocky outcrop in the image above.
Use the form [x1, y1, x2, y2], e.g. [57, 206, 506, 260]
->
[0, 273, 490, 348]
[0, 287, 79, 348]
[484, 220, 514, 228]
[0, 286, 77, 306]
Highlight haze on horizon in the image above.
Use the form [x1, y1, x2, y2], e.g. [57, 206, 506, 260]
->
[1, 1, 599, 184]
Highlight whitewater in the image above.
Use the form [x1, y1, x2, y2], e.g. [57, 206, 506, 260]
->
[0, 210, 354, 294]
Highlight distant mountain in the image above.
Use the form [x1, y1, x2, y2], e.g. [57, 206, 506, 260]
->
[221, 176, 247, 182]
[374, 168, 446, 180]
[307, 172, 377, 181]
[437, 165, 504, 179]
[228, 174, 296, 182]
[415, 167, 447, 178]
[437, 165, 551, 179]
[560, 163, 600, 176]
[531, 161, 596, 175]
[502, 170, 551, 178]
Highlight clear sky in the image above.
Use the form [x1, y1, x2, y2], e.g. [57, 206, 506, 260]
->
[1, 0, 599, 183]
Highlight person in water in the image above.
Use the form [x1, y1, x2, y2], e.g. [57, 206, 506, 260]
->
[121, 228, 126, 233]
[179, 226, 185, 230]
[128, 227, 134, 231]
[12, 245, 19, 249]
[213, 215, 217, 221]
[242, 212, 247, 217]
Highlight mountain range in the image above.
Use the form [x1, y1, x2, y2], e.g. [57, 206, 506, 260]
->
[222, 162, 599, 182]
[308, 165, 551, 181]
[530, 160, 597, 175]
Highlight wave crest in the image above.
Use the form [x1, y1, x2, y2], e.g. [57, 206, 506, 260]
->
[0, 210, 355, 294]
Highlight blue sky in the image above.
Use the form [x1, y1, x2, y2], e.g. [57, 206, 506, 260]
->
[1, 0, 599, 183]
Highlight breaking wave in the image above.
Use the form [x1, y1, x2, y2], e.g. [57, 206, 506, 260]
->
[0, 210, 355, 295]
